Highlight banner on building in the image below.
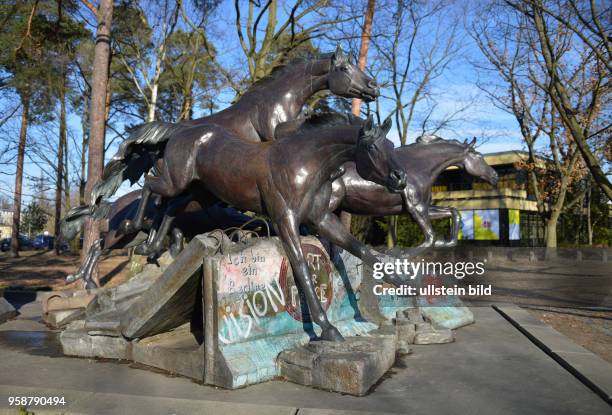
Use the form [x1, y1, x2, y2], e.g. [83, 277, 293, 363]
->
[474, 209, 499, 240]
[509, 209, 520, 240]
[458, 210, 474, 240]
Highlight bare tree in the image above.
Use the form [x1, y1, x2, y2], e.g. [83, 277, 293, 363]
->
[10, 93, 29, 257]
[507, 0, 611, 200]
[368, 0, 464, 247]
[233, 0, 346, 83]
[113, 0, 181, 122]
[372, 0, 464, 146]
[471, 2, 593, 247]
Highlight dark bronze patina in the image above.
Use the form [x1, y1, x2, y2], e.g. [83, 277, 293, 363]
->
[89, 47, 379, 228]
[61, 191, 267, 288]
[330, 136, 499, 247]
[120, 116, 405, 341]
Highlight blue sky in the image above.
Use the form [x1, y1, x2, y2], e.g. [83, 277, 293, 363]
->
[0, 0, 527, 204]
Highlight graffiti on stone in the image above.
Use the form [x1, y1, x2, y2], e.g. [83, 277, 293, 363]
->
[280, 244, 333, 321]
[217, 239, 334, 344]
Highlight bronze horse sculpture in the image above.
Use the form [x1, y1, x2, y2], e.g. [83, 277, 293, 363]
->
[88, 48, 379, 234]
[103, 115, 406, 342]
[60, 191, 268, 288]
[330, 135, 499, 247]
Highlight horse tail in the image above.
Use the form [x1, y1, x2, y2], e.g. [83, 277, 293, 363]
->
[60, 200, 112, 242]
[90, 121, 184, 206]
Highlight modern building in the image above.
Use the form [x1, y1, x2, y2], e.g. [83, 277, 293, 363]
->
[432, 151, 545, 246]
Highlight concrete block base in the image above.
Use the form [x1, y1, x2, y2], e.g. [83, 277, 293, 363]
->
[60, 329, 131, 360]
[414, 323, 454, 344]
[278, 336, 396, 396]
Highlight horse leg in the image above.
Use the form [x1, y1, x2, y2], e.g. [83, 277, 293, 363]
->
[118, 180, 153, 236]
[404, 202, 436, 248]
[66, 243, 95, 283]
[82, 239, 103, 289]
[169, 227, 184, 257]
[312, 212, 406, 288]
[428, 206, 460, 247]
[137, 193, 192, 261]
[142, 198, 166, 247]
[275, 215, 344, 342]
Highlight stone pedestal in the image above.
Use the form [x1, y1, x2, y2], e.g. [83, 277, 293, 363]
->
[57, 233, 473, 394]
[278, 336, 396, 396]
[201, 237, 381, 389]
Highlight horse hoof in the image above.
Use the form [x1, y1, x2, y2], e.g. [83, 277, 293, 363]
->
[147, 252, 161, 266]
[85, 279, 99, 290]
[320, 327, 345, 342]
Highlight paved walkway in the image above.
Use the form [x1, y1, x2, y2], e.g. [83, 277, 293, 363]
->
[0, 300, 609, 414]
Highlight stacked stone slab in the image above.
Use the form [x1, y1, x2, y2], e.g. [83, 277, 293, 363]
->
[278, 336, 396, 396]
[60, 235, 222, 360]
[42, 290, 96, 328]
[44, 252, 173, 330]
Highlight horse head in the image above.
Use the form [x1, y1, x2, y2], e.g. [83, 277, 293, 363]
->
[328, 46, 379, 102]
[355, 115, 407, 192]
[461, 138, 499, 186]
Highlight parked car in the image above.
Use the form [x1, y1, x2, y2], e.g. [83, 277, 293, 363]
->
[32, 234, 55, 250]
[0, 235, 32, 252]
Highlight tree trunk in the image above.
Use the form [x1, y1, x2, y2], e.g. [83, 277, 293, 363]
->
[148, 82, 158, 122]
[180, 80, 194, 121]
[531, 5, 612, 201]
[350, 0, 376, 116]
[386, 216, 397, 248]
[586, 184, 593, 245]
[63, 135, 70, 211]
[147, 40, 167, 122]
[81, 0, 113, 284]
[79, 113, 88, 205]
[342, 0, 376, 232]
[545, 211, 559, 248]
[10, 95, 30, 258]
[54, 75, 67, 254]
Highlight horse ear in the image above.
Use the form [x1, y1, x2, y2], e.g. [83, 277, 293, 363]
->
[359, 114, 375, 143]
[332, 45, 346, 65]
[470, 137, 477, 147]
[382, 117, 392, 135]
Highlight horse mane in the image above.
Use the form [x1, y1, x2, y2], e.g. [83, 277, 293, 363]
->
[296, 111, 362, 132]
[409, 135, 469, 149]
[245, 53, 333, 93]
